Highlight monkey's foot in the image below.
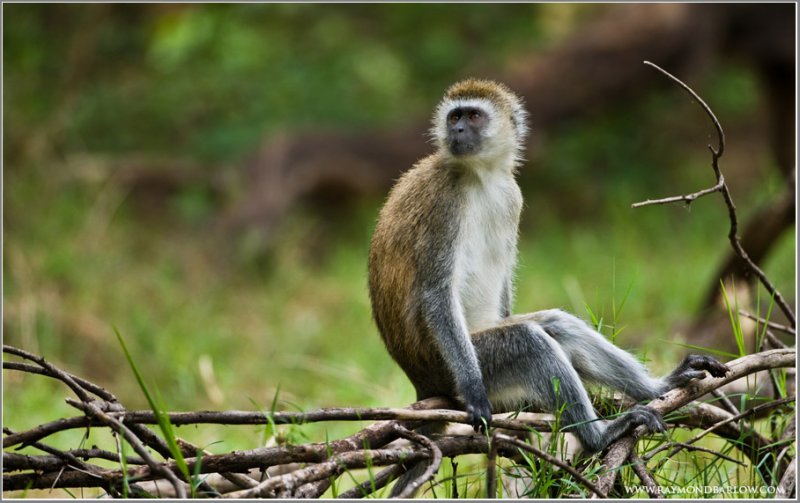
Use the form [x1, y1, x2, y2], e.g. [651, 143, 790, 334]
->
[668, 354, 730, 388]
[685, 354, 730, 378]
[627, 405, 666, 434]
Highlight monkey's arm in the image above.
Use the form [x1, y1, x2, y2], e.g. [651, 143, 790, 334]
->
[419, 283, 493, 431]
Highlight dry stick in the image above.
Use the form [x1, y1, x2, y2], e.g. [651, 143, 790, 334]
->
[631, 180, 725, 208]
[672, 401, 776, 469]
[2, 357, 548, 449]
[2, 361, 118, 401]
[628, 452, 663, 499]
[3, 345, 95, 403]
[670, 443, 744, 466]
[220, 436, 483, 499]
[175, 439, 258, 491]
[4, 416, 91, 449]
[493, 433, 605, 498]
[2, 346, 155, 496]
[336, 464, 406, 499]
[486, 435, 499, 499]
[4, 434, 490, 493]
[293, 478, 333, 498]
[710, 389, 740, 416]
[659, 397, 795, 463]
[593, 348, 795, 498]
[65, 398, 187, 499]
[631, 61, 795, 328]
[2, 429, 98, 478]
[3, 448, 147, 471]
[126, 424, 174, 461]
[2, 407, 550, 449]
[765, 330, 789, 350]
[738, 310, 795, 337]
[391, 423, 443, 498]
[776, 457, 796, 498]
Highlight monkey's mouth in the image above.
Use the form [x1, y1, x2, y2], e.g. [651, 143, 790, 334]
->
[449, 140, 476, 156]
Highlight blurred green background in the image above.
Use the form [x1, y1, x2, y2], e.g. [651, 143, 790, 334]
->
[2, 2, 795, 482]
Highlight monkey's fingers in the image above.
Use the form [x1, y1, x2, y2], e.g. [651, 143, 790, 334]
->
[686, 354, 731, 378]
[629, 405, 666, 434]
[466, 400, 493, 433]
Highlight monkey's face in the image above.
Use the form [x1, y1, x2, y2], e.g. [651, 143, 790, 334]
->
[446, 106, 488, 156]
[432, 79, 529, 167]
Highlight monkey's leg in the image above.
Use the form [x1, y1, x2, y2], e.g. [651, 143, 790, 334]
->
[473, 321, 664, 453]
[523, 309, 729, 401]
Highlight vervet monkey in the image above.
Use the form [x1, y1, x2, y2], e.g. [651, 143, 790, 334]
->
[368, 79, 729, 466]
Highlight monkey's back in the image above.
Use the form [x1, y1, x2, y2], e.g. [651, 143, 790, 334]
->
[368, 154, 462, 398]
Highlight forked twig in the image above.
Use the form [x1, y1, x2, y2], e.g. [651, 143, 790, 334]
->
[631, 61, 795, 328]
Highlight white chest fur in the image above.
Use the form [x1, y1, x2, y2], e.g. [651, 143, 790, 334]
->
[454, 171, 522, 333]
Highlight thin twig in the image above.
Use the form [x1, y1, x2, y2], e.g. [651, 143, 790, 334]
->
[632, 61, 795, 327]
[3, 345, 95, 403]
[65, 398, 187, 499]
[3, 406, 550, 449]
[594, 348, 796, 497]
[710, 389, 740, 416]
[765, 330, 789, 349]
[663, 397, 794, 460]
[391, 423, 443, 498]
[493, 433, 605, 498]
[486, 434, 499, 498]
[776, 457, 796, 498]
[336, 464, 406, 498]
[738, 309, 795, 337]
[628, 452, 664, 499]
[656, 442, 744, 467]
[176, 439, 258, 491]
[631, 179, 724, 208]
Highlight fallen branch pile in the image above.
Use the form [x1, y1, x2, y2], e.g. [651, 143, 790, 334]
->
[3, 344, 795, 498]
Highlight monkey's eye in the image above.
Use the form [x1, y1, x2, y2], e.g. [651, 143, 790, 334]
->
[469, 111, 481, 121]
[448, 112, 461, 124]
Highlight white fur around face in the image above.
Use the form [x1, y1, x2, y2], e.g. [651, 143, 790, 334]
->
[432, 97, 525, 170]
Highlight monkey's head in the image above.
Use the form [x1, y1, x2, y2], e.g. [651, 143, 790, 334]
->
[432, 79, 528, 167]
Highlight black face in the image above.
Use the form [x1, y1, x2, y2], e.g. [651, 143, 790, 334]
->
[446, 106, 487, 156]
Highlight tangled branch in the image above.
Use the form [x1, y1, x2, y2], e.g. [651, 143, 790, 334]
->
[4, 343, 794, 498]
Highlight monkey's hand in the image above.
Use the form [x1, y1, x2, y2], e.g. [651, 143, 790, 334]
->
[685, 354, 730, 378]
[664, 354, 731, 391]
[462, 386, 493, 433]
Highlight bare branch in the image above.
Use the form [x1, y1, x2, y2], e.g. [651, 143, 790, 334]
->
[3, 345, 95, 403]
[493, 432, 606, 498]
[631, 179, 724, 209]
[3, 343, 794, 498]
[776, 457, 796, 498]
[628, 453, 663, 498]
[390, 424, 443, 498]
[65, 398, 187, 498]
[336, 464, 406, 499]
[3, 405, 550, 449]
[594, 348, 795, 496]
[631, 61, 795, 326]
[662, 397, 794, 461]
[738, 309, 796, 337]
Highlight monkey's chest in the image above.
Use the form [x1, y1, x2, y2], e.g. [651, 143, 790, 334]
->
[455, 181, 521, 332]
